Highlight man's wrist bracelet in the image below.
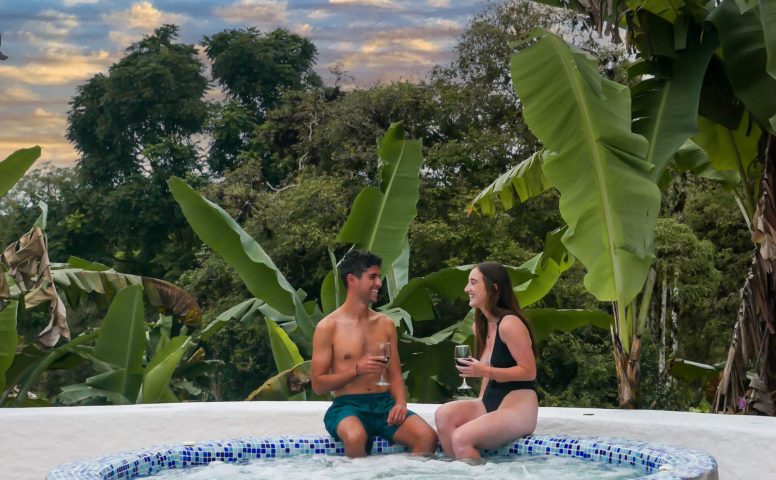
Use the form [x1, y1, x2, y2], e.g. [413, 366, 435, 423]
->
[355, 364, 360, 376]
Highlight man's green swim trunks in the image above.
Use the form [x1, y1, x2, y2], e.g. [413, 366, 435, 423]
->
[324, 392, 416, 452]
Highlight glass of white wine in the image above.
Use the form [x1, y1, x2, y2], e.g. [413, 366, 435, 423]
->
[454, 344, 472, 390]
[375, 342, 391, 386]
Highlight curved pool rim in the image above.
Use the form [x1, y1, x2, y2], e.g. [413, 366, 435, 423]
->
[47, 433, 718, 480]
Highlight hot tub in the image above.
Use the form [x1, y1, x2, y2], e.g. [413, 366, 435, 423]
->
[47, 433, 717, 479]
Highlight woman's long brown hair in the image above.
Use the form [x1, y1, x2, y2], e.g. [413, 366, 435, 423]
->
[473, 262, 538, 359]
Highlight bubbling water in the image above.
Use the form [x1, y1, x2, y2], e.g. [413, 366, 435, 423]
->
[154, 453, 643, 479]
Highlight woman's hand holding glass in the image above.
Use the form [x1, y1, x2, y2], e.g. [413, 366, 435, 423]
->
[455, 357, 490, 378]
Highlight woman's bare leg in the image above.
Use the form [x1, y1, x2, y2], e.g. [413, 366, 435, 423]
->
[433, 399, 487, 457]
[450, 390, 538, 459]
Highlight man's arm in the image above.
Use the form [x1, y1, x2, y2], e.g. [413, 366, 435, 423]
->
[310, 321, 358, 395]
[385, 318, 408, 425]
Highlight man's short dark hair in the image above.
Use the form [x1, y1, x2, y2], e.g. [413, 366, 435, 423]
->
[339, 250, 382, 287]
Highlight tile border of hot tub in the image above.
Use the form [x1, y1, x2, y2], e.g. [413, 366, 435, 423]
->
[47, 433, 717, 480]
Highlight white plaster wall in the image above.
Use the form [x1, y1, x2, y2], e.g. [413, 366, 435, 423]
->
[0, 403, 773, 480]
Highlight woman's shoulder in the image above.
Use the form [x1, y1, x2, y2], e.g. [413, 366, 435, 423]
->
[498, 313, 530, 337]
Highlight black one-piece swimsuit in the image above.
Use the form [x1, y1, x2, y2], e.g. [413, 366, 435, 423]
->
[481, 316, 536, 413]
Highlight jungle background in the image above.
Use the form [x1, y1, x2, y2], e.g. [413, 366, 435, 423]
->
[0, 0, 757, 411]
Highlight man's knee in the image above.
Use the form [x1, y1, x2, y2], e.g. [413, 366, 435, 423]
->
[339, 425, 368, 447]
[419, 426, 438, 451]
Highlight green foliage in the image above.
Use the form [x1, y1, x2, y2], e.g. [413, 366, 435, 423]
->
[0, 147, 40, 198]
[510, 31, 660, 321]
[336, 122, 423, 268]
[200, 27, 324, 176]
[630, 19, 717, 182]
[63, 25, 208, 278]
[202, 28, 321, 118]
[68, 25, 207, 185]
[708, 0, 776, 134]
[90, 285, 146, 400]
[0, 301, 18, 392]
[537, 327, 618, 408]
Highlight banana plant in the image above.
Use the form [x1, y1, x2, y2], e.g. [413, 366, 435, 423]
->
[172, 123, 615, 402]
[1, 284, 210, 407]
[1, 199, 208, 407]
[473, 0, 776, 410]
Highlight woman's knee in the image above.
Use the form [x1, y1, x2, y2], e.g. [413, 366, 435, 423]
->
[450, 428, 471, 451]
[434, 406, 453, 432]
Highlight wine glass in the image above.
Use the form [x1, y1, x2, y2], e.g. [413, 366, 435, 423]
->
[375, 342, 391, 386]
[455, 345, 472, 391]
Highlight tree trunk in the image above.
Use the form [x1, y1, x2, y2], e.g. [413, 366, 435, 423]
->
[714, 134, 776, 415]
[612, 330, 641, 409]
[659, 273, 668, 374]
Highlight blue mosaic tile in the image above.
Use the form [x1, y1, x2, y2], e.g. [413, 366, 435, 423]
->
[47, 434, 717, 479]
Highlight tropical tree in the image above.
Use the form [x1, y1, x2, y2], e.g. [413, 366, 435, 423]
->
[200, 28, 323, 176]
[472, 0, 776, 410]
[65, 24, 208, 279]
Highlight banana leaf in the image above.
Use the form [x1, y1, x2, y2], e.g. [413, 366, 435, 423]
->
[389, 265, 534, 321]
[0, 147, 40, 198]
[668, 358, 723, 384]
[90, 285, 145, 401]
[246, 361, 313, 401]
[58, 383, 130, 406]
[169, 177, 315, 339]
[320, 248, 346, 315]
[266, 318, 304, 372]
[337, 122, 423, 267]
[380, 307, 414, 336]
[692, 115, 761, 173]
[137, 336, 192, 403]
[631, 21, 717, 182]
[385, 238, 410, 302]
[627, 0, 684, 24]
[523, 308, 614, 345]
[468, 150, 554, 216]
[761, 0, 776, 79]
[708, 0, 776, 134]
[0, 300, 18, 392]
[1, 329, 99, 406]
[515, 226, 574, 307]
[399, 331, 460, 402]
[199, 298, 265, 342]
[66, 256, 111, 271]
[672, 139, 740, 188]
[511, 31, 660, 322]
[51, 267, 201, 327]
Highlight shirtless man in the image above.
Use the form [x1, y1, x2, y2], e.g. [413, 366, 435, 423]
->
[311, 250, 438, 458]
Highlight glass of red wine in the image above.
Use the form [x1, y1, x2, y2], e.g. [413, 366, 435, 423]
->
[455, 345, 472, 391]
[375, 342, 391, 386]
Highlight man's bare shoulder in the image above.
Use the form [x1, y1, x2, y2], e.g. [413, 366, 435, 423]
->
[315, 313, 338, 333]
[316, 308, 349, 331]
[371, 310, 396, 329]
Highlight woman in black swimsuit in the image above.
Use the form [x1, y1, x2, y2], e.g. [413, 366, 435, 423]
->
[434, 262, 538, 460]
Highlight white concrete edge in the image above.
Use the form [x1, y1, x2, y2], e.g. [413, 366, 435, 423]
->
[1, 403, 773, 479]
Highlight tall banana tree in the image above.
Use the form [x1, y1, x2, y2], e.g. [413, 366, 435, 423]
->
[172, 123, 613, 402]
[474, 0, 776, 409]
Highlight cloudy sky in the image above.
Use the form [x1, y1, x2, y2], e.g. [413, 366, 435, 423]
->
[0, 0, 486, 167]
